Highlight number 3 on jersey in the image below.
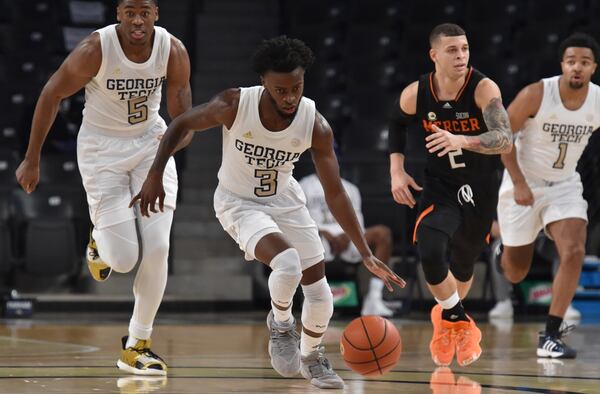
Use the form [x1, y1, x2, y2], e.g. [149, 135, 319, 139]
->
[254, 169, 278, 197]
[128, 96, 149, 125]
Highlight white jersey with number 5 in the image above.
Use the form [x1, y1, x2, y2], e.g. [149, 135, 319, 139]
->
[515, 76, 600, 182]
[82, 24, 171, 136]
[217, 86, 316, 200]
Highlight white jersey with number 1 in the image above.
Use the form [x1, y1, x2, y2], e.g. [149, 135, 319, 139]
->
[515, 76, 600, 182]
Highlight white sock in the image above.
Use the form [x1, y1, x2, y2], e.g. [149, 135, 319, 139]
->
[271, 301, 292, 323]
[368, 278, 385, 298]
[126, 335, 141, 348]
[301, 331, 322, 356]
[435, 291, 460, 310]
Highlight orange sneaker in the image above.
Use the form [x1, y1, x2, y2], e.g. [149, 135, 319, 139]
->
[454, 316, 482, 367]
[430, 305, 455, 366]
[429, 367, 456, 394]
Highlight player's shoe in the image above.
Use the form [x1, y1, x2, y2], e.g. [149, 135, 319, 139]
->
[537, 324, 577, 359]
[488, 299, 513, 319]
[266, 310, 301, 377]
[430, 304, 455, 366]
[117, 336, 167, 376]
[87, 228, 111, 282]
[454, 315, 482, 367]
[300, 346, 344, 389]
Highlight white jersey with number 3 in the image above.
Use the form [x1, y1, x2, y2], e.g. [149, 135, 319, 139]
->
[516, 76, 600, 182]
[82, 24, 171, 136]
[217, 86, 316, 200]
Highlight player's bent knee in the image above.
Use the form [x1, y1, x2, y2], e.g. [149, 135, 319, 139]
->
[104, 242, 139, 273]
[501, 259, 528, 284]
[417, 226, 450, 285]
[268, 248, 302, 308]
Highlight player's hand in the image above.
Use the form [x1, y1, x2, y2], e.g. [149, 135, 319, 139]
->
[129, 171, 165, 217]
[513, 179, 534, 206]
[391, 171, 422, 208]
[425, 124, 468, 157]
[362, 255, 406, 291]
[15, 158, 40, 194]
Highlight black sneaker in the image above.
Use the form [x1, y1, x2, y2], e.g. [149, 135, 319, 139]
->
[537, 324, 577, 359]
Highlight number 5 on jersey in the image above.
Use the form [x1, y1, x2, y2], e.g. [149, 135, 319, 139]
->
[254, 169, 278, 197]
[128, 96, 149, 125]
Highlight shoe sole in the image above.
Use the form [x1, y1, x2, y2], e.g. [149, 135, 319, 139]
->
[117, 359, 167, 376]
[87, 261, 112, 282]
[536, 349, 576, 359]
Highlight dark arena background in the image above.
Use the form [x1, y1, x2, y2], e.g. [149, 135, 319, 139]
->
[0, 1, 599, 393]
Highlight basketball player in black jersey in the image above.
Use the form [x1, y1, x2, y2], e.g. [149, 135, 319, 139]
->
[388, 23, 512, 367]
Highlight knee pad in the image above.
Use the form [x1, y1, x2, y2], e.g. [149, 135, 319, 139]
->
[268, 248, 302, 309]
[301, 277, 334, 334]
[449, 254, 476, 282]
[417, 225, 450, 285]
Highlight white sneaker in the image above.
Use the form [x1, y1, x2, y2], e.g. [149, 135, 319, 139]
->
[564, 304, 581, 321]
[361, 295, 393, 317]
[488, 299, 513, 319]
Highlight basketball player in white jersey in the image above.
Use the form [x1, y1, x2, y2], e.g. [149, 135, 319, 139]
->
[131, 36, 405, 389]
[497, 33, 600, 359]
[15, 0, 192, 375]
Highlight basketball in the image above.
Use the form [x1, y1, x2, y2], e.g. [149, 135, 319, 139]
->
[340, 316, 402, 376]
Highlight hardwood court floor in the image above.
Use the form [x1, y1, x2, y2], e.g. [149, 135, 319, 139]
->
[0, 315, 599, 393]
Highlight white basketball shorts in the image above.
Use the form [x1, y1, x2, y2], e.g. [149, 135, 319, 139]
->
[497, 171, 588, 247]
[77, 122, 178, 229]
[214, 178, 324, 270]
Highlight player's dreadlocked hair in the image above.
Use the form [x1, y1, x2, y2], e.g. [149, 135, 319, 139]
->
[252, 36, 315, 75]
[558, 32, 600, 62]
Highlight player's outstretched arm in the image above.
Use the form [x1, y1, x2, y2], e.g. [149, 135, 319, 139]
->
[425, 79, 513, 156]
[130, 88, 240, 216]
[310, 112, 405, 291]
[502, 82, 543, 206]
[165, 36, 193, 152]
[16, 33, 101, 193]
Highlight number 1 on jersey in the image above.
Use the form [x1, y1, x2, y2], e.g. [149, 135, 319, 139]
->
[553, 142, 568, 169]
[254, 169, 278, 197]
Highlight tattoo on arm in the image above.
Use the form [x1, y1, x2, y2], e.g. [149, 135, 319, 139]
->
[470, 97, 513, 154]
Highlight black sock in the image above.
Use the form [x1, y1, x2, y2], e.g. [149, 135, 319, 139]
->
[546, 315, 563, 337]
[441, 300, 469, 322]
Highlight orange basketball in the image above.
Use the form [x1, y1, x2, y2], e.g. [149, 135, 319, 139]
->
[340, 316, 402, 376]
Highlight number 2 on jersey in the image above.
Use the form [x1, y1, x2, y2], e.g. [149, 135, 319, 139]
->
[449, 148, 466, 169]
[128, 96, 149, 125]
[254, 169, 278, 197]
[552, 142, 568, 169]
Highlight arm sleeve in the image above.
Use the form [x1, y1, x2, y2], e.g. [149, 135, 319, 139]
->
[388, 104, 415, 154]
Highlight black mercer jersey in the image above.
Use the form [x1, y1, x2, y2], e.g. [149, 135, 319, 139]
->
[415, 66, 500, 186]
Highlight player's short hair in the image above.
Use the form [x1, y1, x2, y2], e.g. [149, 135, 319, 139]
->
[252, 36, 315, 75]
[429, 23, 466, 47]
[558, 32, 599, 62]
[117, 0, 158, 5]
